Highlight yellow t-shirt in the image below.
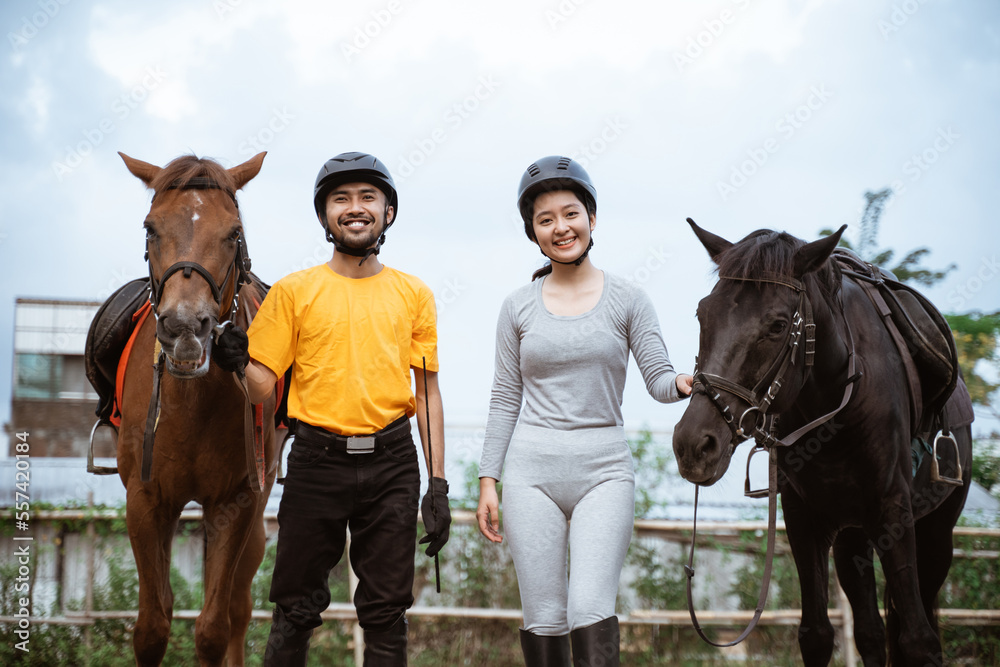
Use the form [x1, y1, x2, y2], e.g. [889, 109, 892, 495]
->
[248, 263, 438, 435]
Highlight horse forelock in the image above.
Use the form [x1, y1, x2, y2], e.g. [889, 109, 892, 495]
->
[715, 229, 801, 282]
[150, 155, 237, 201]
[714, 228, 841, 299]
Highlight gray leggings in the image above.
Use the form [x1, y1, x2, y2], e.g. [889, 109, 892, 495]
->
[502, 423, 634, 636]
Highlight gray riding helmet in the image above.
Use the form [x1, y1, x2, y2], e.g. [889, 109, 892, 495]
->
[313, 152, 398, 262]
[516, 156, 597, 240]
[313, 151, 398, 228]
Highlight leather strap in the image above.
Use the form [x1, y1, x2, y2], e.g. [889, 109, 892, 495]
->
[141, 343, 165, 482]
[686, 447, 779, 645]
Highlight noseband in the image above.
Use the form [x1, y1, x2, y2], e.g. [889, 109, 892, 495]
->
[146, 177, 252, 324]
[693, 275, 816, 452]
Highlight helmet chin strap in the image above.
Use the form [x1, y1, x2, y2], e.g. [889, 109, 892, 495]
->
[541, 230, 594, 267]
[326, 229, 385, 266]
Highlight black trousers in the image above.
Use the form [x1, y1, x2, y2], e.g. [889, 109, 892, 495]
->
[267, 418, 420, 636]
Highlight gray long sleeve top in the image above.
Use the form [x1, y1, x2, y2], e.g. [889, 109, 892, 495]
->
[479, 272, 684, 480]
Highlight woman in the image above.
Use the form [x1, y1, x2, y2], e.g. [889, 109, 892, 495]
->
[476, 156, 693, 666]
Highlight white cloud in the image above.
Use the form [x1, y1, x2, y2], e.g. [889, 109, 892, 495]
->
[86, 3, 273, 122]
[20, 75, 52, 134]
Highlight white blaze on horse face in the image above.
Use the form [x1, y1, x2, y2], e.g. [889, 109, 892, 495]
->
[191, 193, 202, 222]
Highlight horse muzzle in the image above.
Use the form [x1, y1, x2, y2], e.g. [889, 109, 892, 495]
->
[673, 404, 736, 486]
[155, 310, 214, 378]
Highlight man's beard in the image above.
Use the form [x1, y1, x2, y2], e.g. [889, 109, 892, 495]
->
[332, 214, 383, 249]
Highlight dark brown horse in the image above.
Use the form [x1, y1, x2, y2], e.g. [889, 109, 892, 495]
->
[115, 152, 277, 666]
[673, 221, 972, 666]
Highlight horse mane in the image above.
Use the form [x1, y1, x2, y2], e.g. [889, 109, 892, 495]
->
[150, 155, 237, 198]
[715, 228, 841, 298]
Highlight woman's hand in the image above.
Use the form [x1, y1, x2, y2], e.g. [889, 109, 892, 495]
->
[676, 373, 694, 396]
[476, 477, 503, 543]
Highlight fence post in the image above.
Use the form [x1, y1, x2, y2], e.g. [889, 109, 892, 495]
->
[84, 491, 96, 651]
[836, 571, 857, 667]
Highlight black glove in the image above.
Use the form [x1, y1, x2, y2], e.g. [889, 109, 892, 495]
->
[212, 323, 249, 373]
[419, 477, 451, 557]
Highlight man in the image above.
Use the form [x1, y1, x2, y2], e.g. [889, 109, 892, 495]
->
[214, 151, 450, 666]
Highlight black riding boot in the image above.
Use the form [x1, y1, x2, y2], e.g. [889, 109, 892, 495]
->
[363, 615, 408, 666]
[519, 628, 571, 666]
[262, 625, 312, 667]
[570, 616, 620, 667]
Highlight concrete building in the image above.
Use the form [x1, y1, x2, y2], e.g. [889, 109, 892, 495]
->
[8, 297, 101, 457]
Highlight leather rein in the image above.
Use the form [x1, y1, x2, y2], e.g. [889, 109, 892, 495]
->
[685, 273, 860, 647]
[141, 177, 267, 494]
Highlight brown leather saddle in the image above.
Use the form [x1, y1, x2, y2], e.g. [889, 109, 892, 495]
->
[834, 248, 972, 486]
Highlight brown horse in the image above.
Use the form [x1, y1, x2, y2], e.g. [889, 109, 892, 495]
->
[115, 152, 277, 666]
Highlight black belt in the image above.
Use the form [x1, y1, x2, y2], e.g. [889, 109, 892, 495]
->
[294, 415, 411, 455]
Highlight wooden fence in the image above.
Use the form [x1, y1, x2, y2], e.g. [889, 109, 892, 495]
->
[2, 509, 998, 665]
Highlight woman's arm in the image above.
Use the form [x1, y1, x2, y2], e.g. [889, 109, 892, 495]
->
[476, 477, 503, 543]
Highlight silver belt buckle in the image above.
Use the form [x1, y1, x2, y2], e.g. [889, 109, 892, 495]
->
[346, 436, 376, 455]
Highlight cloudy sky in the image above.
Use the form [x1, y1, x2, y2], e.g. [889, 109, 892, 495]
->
[2, 0, 998, 446]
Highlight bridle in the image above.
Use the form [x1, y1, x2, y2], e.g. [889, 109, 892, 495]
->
[140, 176, 267, 495]
[684, 272, 861, 647]
[146, 177, 253, 325]
[692, 275, 817, 453]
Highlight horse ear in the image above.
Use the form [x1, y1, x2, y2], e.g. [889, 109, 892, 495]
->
[793, 224, 847, 278]
[687, 217, 733, 264]
[119, 152, 161, 187]
[229, 152, 266, 191]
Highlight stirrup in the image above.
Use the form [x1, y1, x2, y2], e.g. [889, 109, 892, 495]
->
[87, 420, 119, 475]
[930, 431, 963, 487]
[744, 444, 769, 499]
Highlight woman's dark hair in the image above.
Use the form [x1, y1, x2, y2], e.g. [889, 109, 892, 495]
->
[528, 186, 596, 281]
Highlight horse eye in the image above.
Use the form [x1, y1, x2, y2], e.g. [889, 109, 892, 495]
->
[769, 320, 787, 336]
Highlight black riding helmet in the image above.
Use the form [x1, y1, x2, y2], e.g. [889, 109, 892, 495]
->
[516, 156, 597, 266]
[313, 152, 398, 264]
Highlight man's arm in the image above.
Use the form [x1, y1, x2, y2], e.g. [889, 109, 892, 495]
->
[413, 367, 445, 478]
[246, 359, 278, 405]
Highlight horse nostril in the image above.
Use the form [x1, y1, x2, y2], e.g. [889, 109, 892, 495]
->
[695, 433, 719, 462]
[197, 316, 212, 339]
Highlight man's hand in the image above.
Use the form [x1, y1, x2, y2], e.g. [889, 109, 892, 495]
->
[419, 477, 451, 557]
[213, 323, 250, 373]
